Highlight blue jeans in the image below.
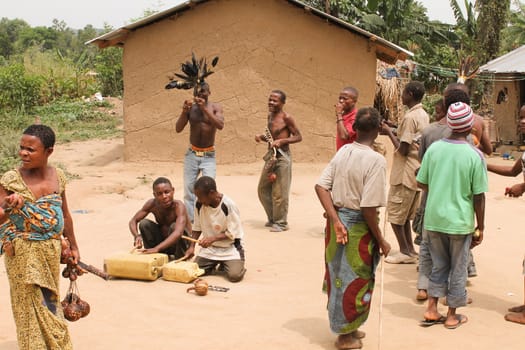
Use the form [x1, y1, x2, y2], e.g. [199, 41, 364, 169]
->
[427, 231, 471, 308]
[417, 229, 432, 290]
[183, 149, 216, 222]
[418, 230, 476, 291]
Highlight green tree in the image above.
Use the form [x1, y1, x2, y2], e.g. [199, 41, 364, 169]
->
[305, 0, 458, 90]
[51, 19, 76, 57]
[475, 0, 510, 64]
[94, 45, 123, 97]
[0, 63, 41, 111]
[15, 25, 59, 52]
[501, 1, 525, 52]
[449, 0, 478, 53]
[0, 18, 30, 59]
[305, 0, 453, 51]
[306, 0, 367, 21]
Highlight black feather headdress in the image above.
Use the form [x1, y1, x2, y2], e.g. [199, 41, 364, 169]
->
[165, 52, 219, 96]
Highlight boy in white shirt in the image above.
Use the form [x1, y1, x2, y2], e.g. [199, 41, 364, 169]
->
[186, 176, 246, 282]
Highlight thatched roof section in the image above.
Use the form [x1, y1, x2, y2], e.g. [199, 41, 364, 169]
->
[375, 61, 406, 124]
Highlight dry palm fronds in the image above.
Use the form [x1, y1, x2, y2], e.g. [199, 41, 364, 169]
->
[457, 55, 478, 84]
[375, 61, 404, 124]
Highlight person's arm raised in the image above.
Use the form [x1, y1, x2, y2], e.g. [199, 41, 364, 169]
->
[335, 103, 350, 140]
[175, 100, 192, 133]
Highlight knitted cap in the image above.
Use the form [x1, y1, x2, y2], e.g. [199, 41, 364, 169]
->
[447, 102, 474, 133]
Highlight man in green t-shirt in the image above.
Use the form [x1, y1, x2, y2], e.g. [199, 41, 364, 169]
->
[416, 102, 487, 329]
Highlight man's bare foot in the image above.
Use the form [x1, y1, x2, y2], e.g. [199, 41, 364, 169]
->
[504, 312, 525, 325]
[416, 289, 428, 301]
[423, 310, 443, 322]
[444, 314, 468, 329]
[335, 333, 362, 349]
[508, 304, 525, 313]
[351, 329, 365, 339]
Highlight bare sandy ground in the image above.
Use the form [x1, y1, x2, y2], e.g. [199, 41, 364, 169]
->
[0, 136, 523, 350]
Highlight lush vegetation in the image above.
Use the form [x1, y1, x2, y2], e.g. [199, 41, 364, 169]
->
[306, 0, 525, 94]
[0, 19, 125, 173]
[1, 1, 524, 172]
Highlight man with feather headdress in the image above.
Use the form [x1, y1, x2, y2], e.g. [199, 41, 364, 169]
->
[169, 54, 224, 222]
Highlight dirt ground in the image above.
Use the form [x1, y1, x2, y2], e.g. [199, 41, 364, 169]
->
[0, 136, 524, 350]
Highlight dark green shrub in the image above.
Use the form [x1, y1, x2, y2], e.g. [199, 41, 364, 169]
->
[0, 63, 41, 111]
[0, 129, 21, 175]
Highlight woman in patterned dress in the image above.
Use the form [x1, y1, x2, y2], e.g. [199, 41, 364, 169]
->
[0, 124, 80, 349]
[315, 108, 391, 349]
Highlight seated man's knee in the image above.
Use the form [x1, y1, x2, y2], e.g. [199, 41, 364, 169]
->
[227, 267, 246, 283]
[227, 273, 244, 283]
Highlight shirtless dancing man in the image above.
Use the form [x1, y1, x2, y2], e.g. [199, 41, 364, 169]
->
[255, 90, 302, 232]
[175, 82, 224, 222]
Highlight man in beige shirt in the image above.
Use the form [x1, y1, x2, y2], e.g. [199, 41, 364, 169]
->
[382, 81, 429, 263]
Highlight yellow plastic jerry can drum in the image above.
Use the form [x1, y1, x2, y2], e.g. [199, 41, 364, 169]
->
[162, 261, 205, 283]
[104, 251, 169, 281]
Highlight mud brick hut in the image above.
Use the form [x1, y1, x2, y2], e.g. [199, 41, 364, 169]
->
[88, 0, 412, 163]
[479, 45, 525, 147]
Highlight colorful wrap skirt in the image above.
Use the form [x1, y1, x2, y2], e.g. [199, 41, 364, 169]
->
[1, 194, 72, 349]
[324, 208, 380, 334]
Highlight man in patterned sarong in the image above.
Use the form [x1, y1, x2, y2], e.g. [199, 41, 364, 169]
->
[316, 107, 391, 349]
[0, 124, 79, 350]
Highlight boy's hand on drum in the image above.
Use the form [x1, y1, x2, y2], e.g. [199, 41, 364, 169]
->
[138, 247, 159, 254]
[134, 235, 143, 249]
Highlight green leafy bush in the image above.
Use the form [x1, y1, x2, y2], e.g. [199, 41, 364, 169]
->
[0, 63, 41, 111]
[0, 129, 20, 174]
[94, 47, 123, 97]
[24, 47, 99, 103]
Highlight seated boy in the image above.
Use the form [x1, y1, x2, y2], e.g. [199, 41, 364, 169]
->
[129, 177, 192, 260]
[186, 176, 246, 282]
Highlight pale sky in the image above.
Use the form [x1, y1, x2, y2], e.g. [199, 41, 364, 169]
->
[2, 0, 459, 29]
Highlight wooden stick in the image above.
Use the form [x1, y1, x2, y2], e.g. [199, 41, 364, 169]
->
[181, 235, 199, 243]
[77, 261, 109, 281]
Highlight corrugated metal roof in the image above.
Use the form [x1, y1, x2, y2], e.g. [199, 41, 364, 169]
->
[479, 45, 525, 73]
[86, 0, 412, 62]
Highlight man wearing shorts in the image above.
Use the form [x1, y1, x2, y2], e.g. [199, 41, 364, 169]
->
[381, 81, 429, 263]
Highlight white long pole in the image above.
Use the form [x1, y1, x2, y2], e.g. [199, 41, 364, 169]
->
[378, 209, 388, 350]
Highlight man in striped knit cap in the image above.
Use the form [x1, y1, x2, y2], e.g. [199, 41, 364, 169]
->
[416, 102, 488, 329]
